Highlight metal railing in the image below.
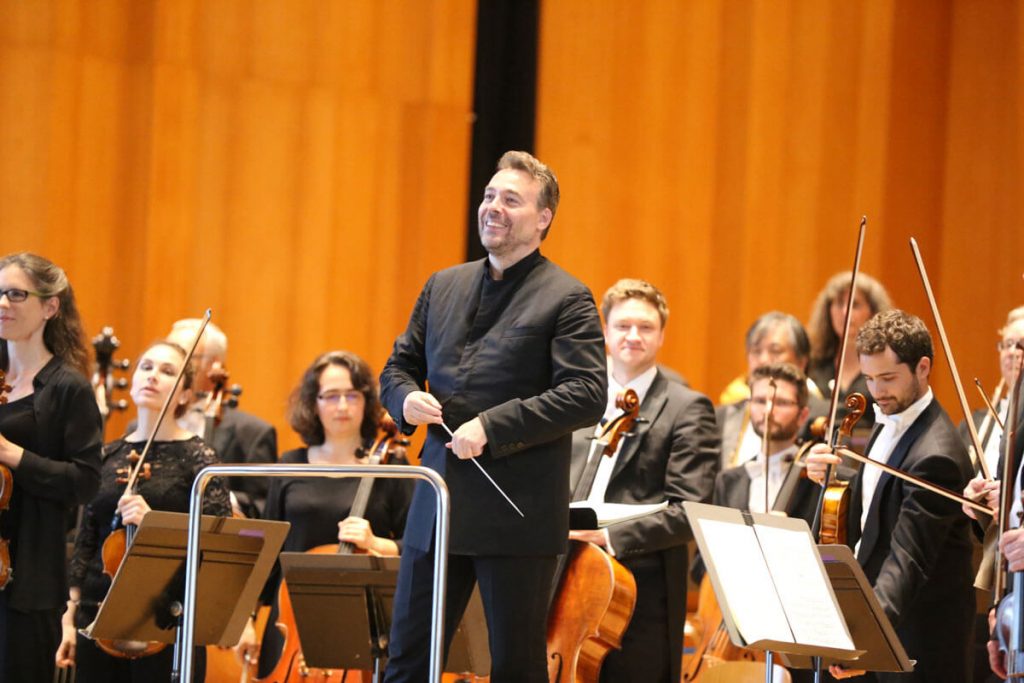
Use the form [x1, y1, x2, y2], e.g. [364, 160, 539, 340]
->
[176, 463, 449, 683]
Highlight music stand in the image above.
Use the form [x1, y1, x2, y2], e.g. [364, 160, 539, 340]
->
[84, 512, 289, 649]
[780, 544, 914, 675]
[684, 502, 864, 683]
[281, 555, 491, 681]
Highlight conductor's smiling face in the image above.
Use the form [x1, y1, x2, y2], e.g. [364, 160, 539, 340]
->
[477, 169, 551, 260]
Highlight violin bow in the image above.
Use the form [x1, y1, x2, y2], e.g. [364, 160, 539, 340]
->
[909, 238, 992, 480]
[812, 216, 866, 539]
[761, 378, 777, 514]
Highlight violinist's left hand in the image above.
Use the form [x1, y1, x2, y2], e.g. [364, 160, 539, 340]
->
[447, 417, 487, 460]
[0, 432, 24, 468]
[117, 493, 152, 527]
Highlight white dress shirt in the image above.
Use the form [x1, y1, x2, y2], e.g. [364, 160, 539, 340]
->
[744, 444, 798, 514]
[857, 387, 934, 553]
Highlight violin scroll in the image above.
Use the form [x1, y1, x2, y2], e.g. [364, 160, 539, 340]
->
[836, 393, 867, 442]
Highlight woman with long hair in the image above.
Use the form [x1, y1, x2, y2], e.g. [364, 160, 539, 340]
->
[0, 252, 103, 682]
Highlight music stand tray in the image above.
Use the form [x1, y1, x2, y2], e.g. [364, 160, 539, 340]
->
[85, 511, 289, 647]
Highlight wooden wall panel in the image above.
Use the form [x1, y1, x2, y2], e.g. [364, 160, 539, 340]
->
[537, 0, 1023, 413]
[0, 0, 477, 451]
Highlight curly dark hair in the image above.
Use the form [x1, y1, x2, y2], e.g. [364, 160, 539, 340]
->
[750, 362, 809, 409]
[856, 309, 933, 368]
[0, 252, 90, 376]
[288, 351, 381, 446]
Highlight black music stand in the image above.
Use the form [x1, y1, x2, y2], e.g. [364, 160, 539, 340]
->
[280, 554, 491, 681]
[684, 502, 865, 683]
[83, 512, 289, 652]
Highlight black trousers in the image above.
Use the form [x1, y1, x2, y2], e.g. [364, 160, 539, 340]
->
[600, 560, 670, 683]
[383, 545, 557, 683]
[74, 634, 207, 683]
[0, 592, 61, 683]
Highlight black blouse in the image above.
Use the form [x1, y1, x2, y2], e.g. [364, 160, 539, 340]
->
[69, 436, 231, 615]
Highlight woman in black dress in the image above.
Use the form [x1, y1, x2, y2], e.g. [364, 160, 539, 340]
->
[235, 350, 413, 676]
[0, 252, 103, 683]
[57, 340, 231, 682]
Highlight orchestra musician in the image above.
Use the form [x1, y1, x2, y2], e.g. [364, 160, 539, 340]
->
[807, 309, 975, 682]
[567, 278, 718, 682]
[807, 272, 892, 450]
[58, 340, 231, 682]
[717, 312, 826, 470]
[234, 350, 412, 677]
[714, 362, 820, 524]
[379, 151, 606, 682]
[0, 252, 103, 683]
[166, 319, 277, 518]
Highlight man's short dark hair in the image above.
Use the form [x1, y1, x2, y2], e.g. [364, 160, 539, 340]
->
[745, 311, 811, 362]
[750, 362, 809, 409]
[856, 309, 934, 367]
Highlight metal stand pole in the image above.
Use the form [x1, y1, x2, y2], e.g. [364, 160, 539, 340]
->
[175, 464, 449, 683]
[765, 650, 774, 683]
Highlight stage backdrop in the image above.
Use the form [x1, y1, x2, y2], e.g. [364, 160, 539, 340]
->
[536, 0, 1024, 417]
[2, 0, 1022, 453]
[0, 0, 476, 450]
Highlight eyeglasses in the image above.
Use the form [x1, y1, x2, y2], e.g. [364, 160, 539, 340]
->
[0, 288, 43, 303]
[997, 339, 1023, 352]
[750, 397, 800, 410]
[317, 391, 364, 406]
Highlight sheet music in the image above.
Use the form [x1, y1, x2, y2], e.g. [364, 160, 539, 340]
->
[754, 524, 855, 651]
[568, 500, 668, 526]
[697, 518, 794, 645]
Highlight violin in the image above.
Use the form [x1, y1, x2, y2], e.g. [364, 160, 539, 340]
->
[91, 327, 130, 426]
[0, 371, 13, 589]
[94, 311, 211, 659]
[201, 362, 241, 441]
[818, 394, 867, 545]
[546, 389, 639, 683]
[256, 416, 406, 683]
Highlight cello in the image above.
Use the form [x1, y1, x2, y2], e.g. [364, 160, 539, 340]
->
[255, 416, 406, 683]
[91, 326, 130, 428]
[546, 389, 639, 683]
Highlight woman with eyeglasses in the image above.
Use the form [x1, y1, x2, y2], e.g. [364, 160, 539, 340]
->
[0, 252, 104, 682]
[56, 339, 231, 682]
[235, 350, 413, 678]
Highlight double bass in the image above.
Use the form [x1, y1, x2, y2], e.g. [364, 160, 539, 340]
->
[546, 389, 639, 683]
[255, 416, 406, 683]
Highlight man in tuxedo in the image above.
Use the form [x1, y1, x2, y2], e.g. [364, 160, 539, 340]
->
[713, 362, 819, 523]
[807, 309, 975, 682]
[166, 319, 277, 517]
[379, 151, 607, 682]
[567, 278, 718, 683]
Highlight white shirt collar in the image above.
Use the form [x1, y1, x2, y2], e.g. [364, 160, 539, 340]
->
[872, 386, 933, 435]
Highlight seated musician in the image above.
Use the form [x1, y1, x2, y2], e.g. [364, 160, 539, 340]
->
[806, 310, 974, 682]
[713, 362, 819, 523]
[57, 340, 232, 682]
[166, 319, 278, 518]
[568, 278, 719, 683]
[717, 312, 826, 470]
[235, 351, 413, 678]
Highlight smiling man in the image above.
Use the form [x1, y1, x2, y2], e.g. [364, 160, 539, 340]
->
[806, 309, 974, 682]
[567, 278, 718, 683]
[380, 151, 607, 682]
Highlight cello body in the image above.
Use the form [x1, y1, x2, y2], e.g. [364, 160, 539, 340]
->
[546, 540, 636, 683]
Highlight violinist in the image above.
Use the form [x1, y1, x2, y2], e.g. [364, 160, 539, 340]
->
[806, 310, 974, 682]
[379, 151, 606, 682]
[717, 312, 827, 470]
[713, 362, 819, 524]
[166, 318, 278, 518]
[567, 278, 718, 683]
[0, 253, 103, 683]
[807, 272, 892, 451]
[234, 350, 412, 677]
[58, 340, 231, 682]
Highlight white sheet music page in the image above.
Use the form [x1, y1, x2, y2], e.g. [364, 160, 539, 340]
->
[697, 518, 794, 645]
[753, 523, 855, 651]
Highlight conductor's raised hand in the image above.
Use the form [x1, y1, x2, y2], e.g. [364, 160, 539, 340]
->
[403, 390, 443, 426]
[805, 443, 841, 486]
[447, 417, 487, 460]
